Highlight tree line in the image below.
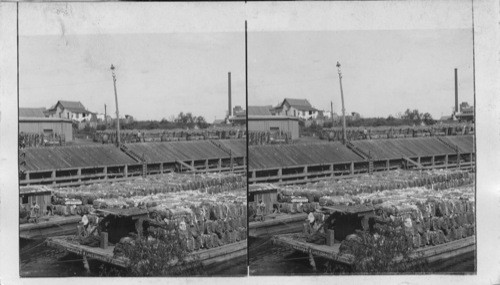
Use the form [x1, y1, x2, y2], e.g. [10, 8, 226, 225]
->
[97, 112, 210, 131]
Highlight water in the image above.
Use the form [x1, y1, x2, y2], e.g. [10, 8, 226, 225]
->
[248, 237, 475, 275]
[20, 239, 247, 277]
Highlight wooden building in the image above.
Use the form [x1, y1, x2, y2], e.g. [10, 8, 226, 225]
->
[249, 183, 278, 215]
[20, 186, 52, 217]
[233, 115, 300, 140]
[19, 117, 73, 141]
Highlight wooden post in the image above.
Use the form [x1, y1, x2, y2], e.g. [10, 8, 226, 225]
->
[350, 162, 354, 175]
[82, 256, 90, 274]
[77, 168, 82, 183]
[277, 168, 283, 182]
[417, 157, 421, 165]
[386, 160, 390, 171]
[52, 170, 56, 185]
[100, 232, 108, 249]
[326, 229, 335, 246]
[205, 159, 209, 173]
[218, 159, 222, 172]
[445, 155, 449, 169]
[431, 156, 435, 167]
[103, 166, 108, 180]
[124, 165, 128, 178]
[159, 163, 163, 174]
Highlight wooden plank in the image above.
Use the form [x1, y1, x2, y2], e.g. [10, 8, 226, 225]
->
[46, 236, 247, 269]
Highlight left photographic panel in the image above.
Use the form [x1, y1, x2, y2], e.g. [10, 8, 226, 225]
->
[18, 2, 247, 277]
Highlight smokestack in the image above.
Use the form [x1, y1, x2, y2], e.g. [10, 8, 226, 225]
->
[228, 72, 232, 118]
[454, 68, 458, 113]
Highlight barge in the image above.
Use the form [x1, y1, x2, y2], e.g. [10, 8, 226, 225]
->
[272, 232, 475, 270]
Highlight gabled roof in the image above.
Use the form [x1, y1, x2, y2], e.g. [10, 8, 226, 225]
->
[281, 98, 317, 112]
[247, 105, 273, 116]
[19, 108, 46, 118]
[53, 101, 89, 113]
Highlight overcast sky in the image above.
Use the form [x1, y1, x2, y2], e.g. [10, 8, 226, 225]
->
[248, 29, 473, 119]
[18, 3, 245, 121]
[18, 1, 473, 120]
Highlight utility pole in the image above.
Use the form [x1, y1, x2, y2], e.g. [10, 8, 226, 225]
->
[330, 101, 334, 127]
[104, 104, 107, 126]
[110, 64, 120, 146]
[336, 61, 347, 145]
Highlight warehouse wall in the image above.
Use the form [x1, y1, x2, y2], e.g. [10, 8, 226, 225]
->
[19, 121, 73, 141]
[248, 119, 299, 140]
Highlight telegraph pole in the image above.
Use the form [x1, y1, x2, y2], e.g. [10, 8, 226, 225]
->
[336, 61, 347, 145]
[110, 64, 120, 146]
[330, 101, 334, 127]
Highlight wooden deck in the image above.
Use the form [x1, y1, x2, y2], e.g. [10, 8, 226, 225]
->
[20, 216, 81, 239]
[273, 233, 475, 267]
[46, 236, 247, 269]
[249, 213, 308, 238]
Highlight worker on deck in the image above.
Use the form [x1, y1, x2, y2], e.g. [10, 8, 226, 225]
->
[29, 201, 40, 223]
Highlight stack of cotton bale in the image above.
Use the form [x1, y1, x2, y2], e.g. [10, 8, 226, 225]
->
[372, 195, 475, 249]
[52, 172, 246, 203]
[145, 200, 247, 252]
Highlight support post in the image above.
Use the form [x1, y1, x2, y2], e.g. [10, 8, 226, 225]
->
[124, 165, 128, 178]
[103, 166, 108, 180]
[386, 160, 390, 171]
[159, 163, 163, 174]
[445, 155, 449, 169]
[52, 170, 56, 185]
[77, 168, 82, 182]
[277, 168, 282, 182]
[350, 162, 354, 175]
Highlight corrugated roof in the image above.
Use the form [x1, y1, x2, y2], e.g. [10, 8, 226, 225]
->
[19, 108, 47, 118]
[23, 145, 137, 171]
[249, 142, 364, 170]
[352, 137, 461, 160]
[125, 140, 245, 163]
[247, 106, 273, 116]
[439, 135, 474, 153]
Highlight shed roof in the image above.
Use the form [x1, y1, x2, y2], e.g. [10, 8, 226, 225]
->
[247, 106, 273, 116]
[249, 183, 279, 193]
[281, 98, 317, 112]
[19, 108, 47, 118]
[53, 101, 89, 113]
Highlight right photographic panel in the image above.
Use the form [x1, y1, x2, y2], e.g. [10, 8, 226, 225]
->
[247, 2, 475, 275]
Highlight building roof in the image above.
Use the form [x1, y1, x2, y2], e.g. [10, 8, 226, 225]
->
[19, 108, 47, 118]
[52, 101, 89, 113]
[19, 117, 73, 123]
[247, 105, 273, 116]
[281, 98, 317, 112]
[249, 183, 278, 193]
[231, 115, 300, 122]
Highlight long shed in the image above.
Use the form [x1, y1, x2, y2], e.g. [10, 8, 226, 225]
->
[247, 116, 300, 140]
[19, 117, 73, 141]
